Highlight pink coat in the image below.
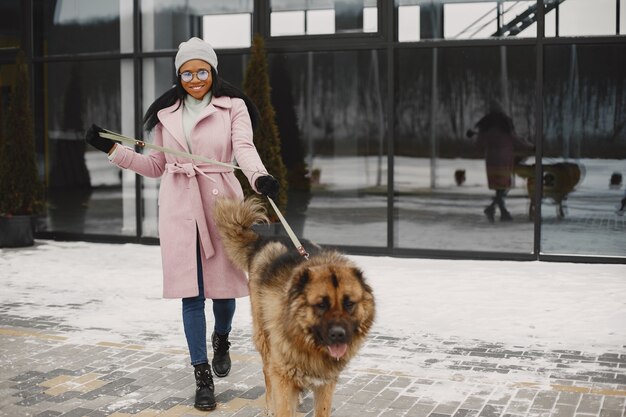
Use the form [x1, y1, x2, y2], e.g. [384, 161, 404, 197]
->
[476, 127, 534, 190]
[110, 96, 268, 299]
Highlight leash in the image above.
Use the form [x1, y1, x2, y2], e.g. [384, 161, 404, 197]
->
[99, 129, 310, 260]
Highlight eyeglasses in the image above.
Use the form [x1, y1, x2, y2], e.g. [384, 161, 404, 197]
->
[179, 69, 210, 83]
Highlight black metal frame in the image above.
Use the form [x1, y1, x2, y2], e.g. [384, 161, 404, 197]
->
[15, 0, 625, 264]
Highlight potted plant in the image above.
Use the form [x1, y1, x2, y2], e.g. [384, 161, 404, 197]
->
[0, 51, 44, 247]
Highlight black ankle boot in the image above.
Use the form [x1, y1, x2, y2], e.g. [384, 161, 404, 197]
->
[193, 363, 216, 411]
[211, 332, 231, 377]
[484, 205, 495, 223]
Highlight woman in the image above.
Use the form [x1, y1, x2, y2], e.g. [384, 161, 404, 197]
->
[85, 37, 279, 411]
[473, 111, 534, 222]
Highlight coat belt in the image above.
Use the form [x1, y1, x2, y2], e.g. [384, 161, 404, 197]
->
[165, 162, 234, 260]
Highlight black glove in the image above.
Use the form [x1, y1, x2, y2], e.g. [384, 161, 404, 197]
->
[85, 124, 115, 154]
[255, 175, 279, 200]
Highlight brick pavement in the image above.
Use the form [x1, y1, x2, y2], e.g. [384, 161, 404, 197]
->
[1, 310, 625, 417]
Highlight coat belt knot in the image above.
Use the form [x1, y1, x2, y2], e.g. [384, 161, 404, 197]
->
[164, 162, 233, 261]
[166, 162, 197, 177]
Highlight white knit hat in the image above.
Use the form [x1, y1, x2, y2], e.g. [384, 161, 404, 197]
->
[175, 37, 218, 74]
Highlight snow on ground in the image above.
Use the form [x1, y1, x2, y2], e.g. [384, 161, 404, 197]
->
[1, 240, 624, 354]
[1, 240, 625, 403]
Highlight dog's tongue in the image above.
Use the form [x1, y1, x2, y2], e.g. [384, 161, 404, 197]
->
[328, 344, 348, 360]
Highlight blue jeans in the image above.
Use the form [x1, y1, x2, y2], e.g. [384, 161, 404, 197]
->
[182, 240, 236, 366]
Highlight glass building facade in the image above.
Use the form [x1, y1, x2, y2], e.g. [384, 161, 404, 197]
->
[1, 0, 625, 262]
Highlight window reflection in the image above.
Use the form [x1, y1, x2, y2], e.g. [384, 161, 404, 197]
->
[271, 10, 306, 35]
[399, 0, 542, 40]
[33, 0, 123, 55]
[0, 1, 22, 48]
[395, 46, 536, 253]
[396, 0, 623, 41]
[308, 9, 335, 34]
[444, 2, 496, 39]
[270, 0, 377, 36]
[545, 0, 617, 37]
[25, 1, 626, 260]
[139, 50, 388, 246]
[40, 60, 132, 235]
[140, 0, 253, 51]
[443, 1, 537, 39]
[542, 44, 626, 257]
[266, 51, 388, 247]
[203, 13, 251, 48]
[398, 5, 420, 42]
[140, 57, 176, 238]
[502, 1, 536, 37]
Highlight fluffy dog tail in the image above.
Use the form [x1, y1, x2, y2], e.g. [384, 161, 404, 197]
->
[213, 197, 268, 272]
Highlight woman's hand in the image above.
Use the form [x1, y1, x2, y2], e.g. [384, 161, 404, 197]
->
[85, 124, 116, 154]
[255, 176, 279, 200]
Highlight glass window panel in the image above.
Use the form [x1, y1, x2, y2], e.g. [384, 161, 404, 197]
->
[363, 6, 378, 33]
[271, 0, 327, 10]
[0, 1, 21, 48]
[39, 60, 134, 236]
[542, 44, 626, 258]
[622, 0, 626, 34]
[33, 0, 126, 55]
[266, 50, 388, 247]
[444, 2, 496, 39]
[545, 6, 557, 37]
[271, 11, 306, 36]
[141, 0, 253, 51]
[270, 0, 378, 36]
[203, 14, 251, 48]
[140, 57, 175, 238]
[398, 5, 421, 42]
[308, 10, 335, 34]
[555, 0, 616, 37]
[395, 46, 536, 254]
[501, 1, 536, 38]
[397, 1, 540, 40]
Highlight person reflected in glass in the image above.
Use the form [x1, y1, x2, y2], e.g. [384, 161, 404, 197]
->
[84, 37, 279, 411]
[616, 189, 626, 216]
[468, 109, 534, 223]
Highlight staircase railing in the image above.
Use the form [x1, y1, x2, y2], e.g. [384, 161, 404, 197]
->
[451, 0, 567, 39]
[496, 0, 566, 37]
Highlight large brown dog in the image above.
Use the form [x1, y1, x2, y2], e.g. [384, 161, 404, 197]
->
[213, 197, 375, 417]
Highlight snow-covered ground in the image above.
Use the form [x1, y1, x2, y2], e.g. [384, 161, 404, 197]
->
[1, 240, 624, 355]
[1, 240, 625, 405]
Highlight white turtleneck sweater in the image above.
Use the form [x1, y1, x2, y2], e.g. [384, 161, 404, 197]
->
[182, 92, 212, 153]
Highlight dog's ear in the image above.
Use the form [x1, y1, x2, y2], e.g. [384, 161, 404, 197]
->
[351, 267, 368, 286]
[351, 267, 364, 282]
[351, 267, 373, 295]
[288, 268, 310, 302]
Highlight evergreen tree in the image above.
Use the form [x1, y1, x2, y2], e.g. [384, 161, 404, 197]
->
[0, 51, 44, 216]
[241, 34, 288, 221]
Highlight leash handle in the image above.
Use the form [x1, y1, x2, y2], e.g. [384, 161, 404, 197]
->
[267, 197, 309, 260]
